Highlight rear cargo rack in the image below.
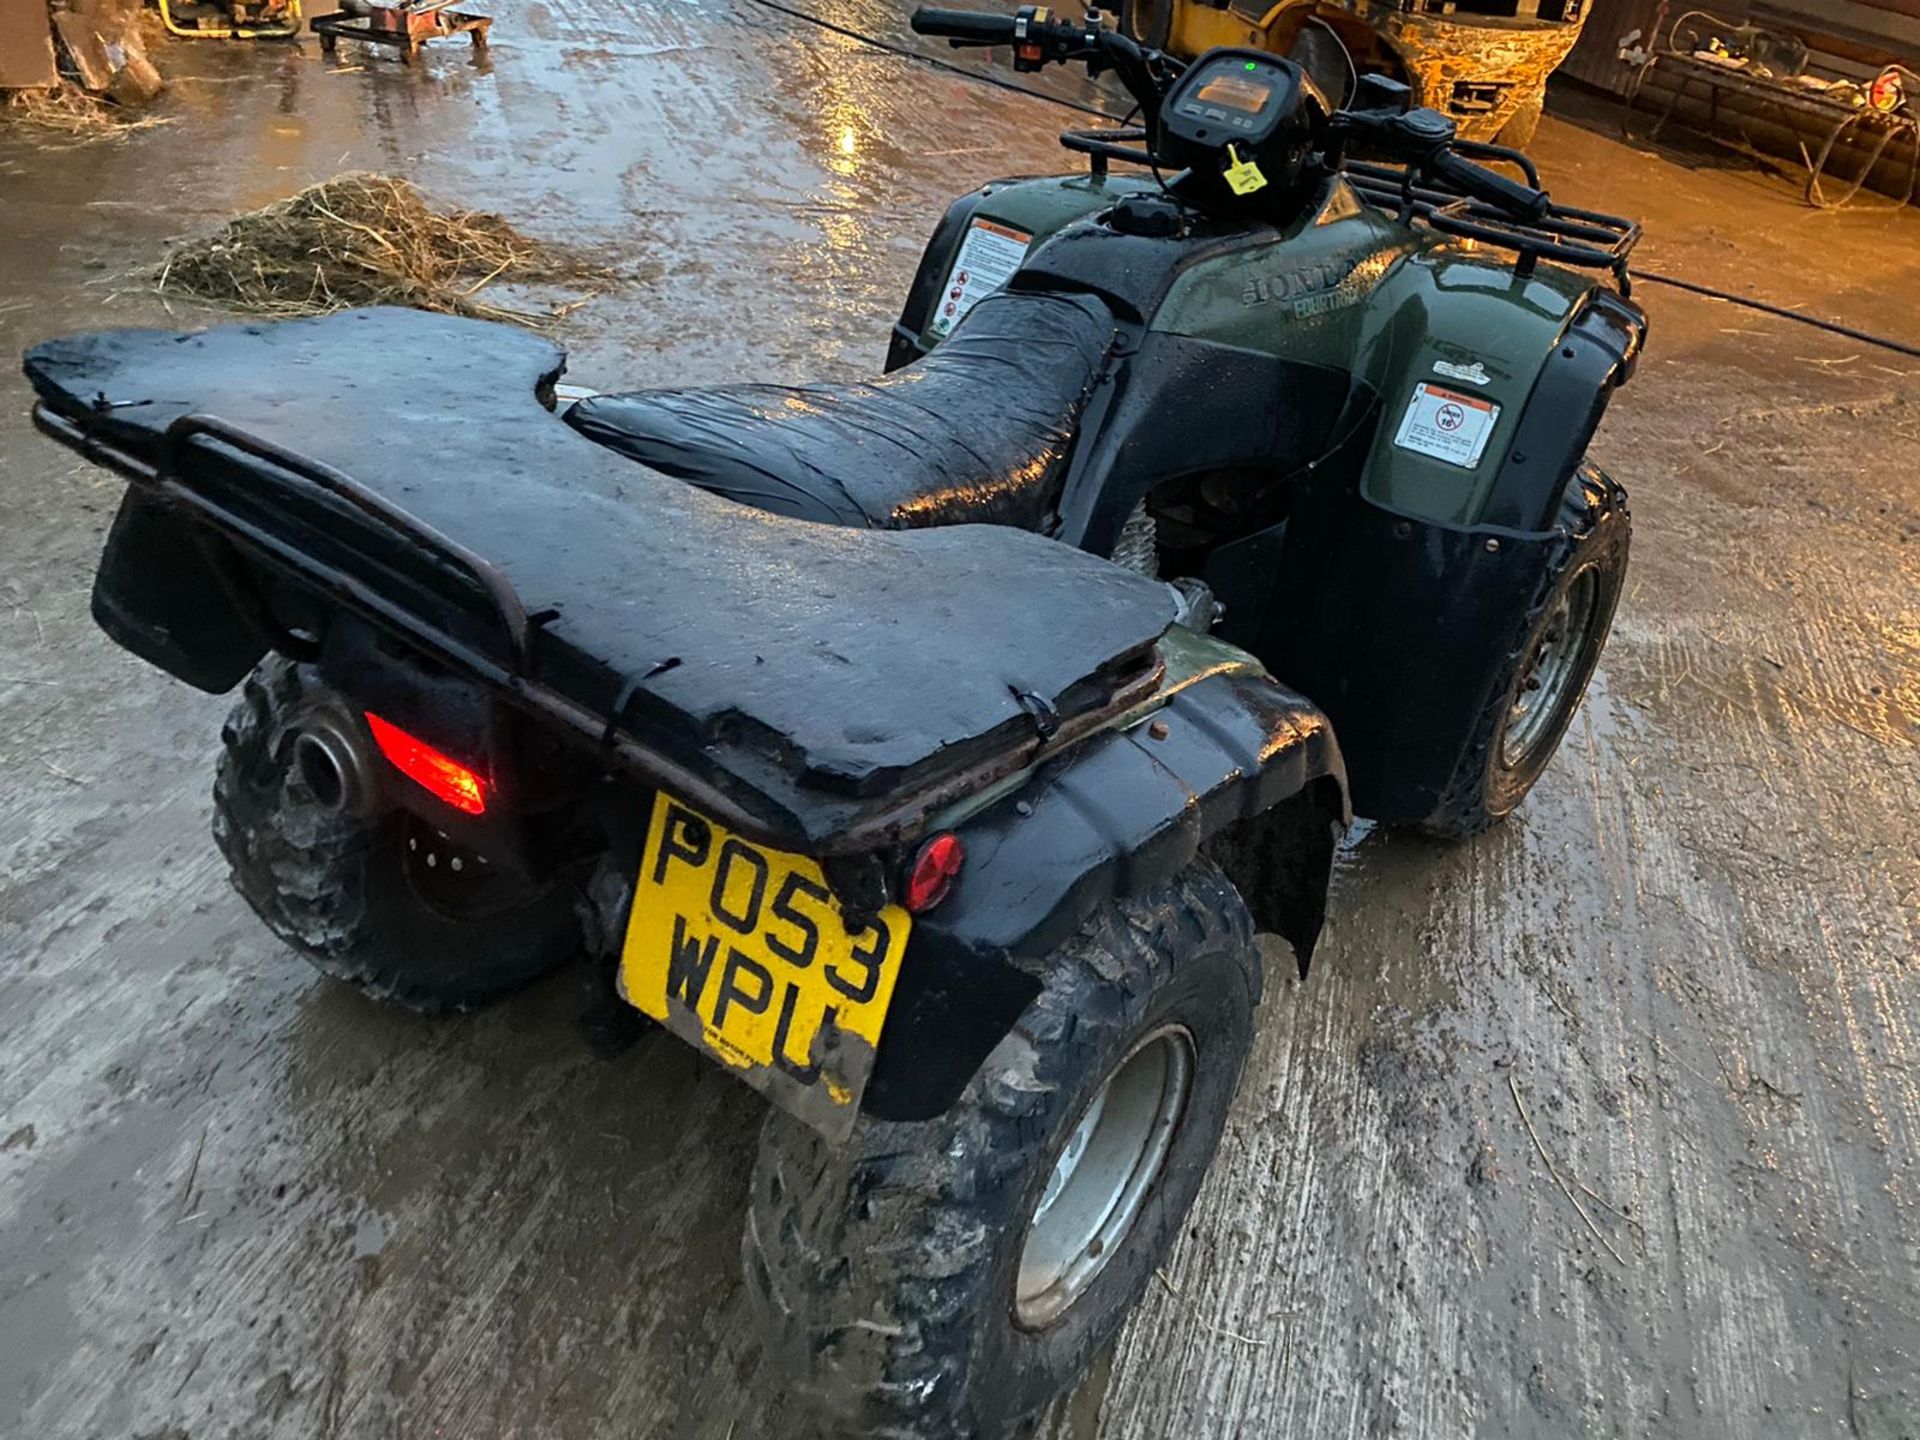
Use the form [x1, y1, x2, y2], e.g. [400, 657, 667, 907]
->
[163, 415, 536, 669]
[34, 402, 1168, 855]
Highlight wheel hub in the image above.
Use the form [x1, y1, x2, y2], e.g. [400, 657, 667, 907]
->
[1502, 568, 1600, 769]
[1014, 1025, 1194, 1330]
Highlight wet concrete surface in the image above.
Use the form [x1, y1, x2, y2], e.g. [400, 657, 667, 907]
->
[3, 6, 1919, 1437]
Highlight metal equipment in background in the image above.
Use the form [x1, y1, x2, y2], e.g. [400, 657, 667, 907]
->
[157, 0, 303, 40]
[1624, 7, 1920, 209]
[310, 0, 491, 63]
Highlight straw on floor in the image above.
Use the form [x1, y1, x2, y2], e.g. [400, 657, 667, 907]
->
[155, 172, 595, 325]
[3, 83, 164, 137]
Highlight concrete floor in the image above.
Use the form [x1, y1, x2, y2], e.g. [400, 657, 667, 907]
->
[3, 7, 1919, 1438]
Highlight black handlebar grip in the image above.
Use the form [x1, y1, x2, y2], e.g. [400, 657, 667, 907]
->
[1429, 149, 1551, 222]
[910, 7, 1020, 42]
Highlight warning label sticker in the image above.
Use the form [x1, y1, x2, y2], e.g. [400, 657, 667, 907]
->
[1393, 383, 1501, 470]
[928, 219, 1031, 341]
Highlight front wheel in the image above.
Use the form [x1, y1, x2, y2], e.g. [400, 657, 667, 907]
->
[744, 860, 1260, 1439]
[1422, 462, 1630, 839]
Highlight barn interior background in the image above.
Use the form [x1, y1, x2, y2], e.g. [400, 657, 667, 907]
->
[1563, 0, 1920, 206]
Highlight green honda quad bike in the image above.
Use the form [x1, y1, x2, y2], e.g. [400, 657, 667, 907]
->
[24, 6, 1642, 1435]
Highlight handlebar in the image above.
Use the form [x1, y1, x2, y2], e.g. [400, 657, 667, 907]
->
[910, 6, 1018, 44]
[1334, 106, 1551, 222]
[911, 5, 1167, 128]
[1427, 149, 1551, 222]
[912, 7, 1555, 224]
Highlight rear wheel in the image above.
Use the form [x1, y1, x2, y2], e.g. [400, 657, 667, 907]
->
[744, 860, 1260, 1438]
[1422, 462, 1629, 839]
[212, 657, 582, 1011]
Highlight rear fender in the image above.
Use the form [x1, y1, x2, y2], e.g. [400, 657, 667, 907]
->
[311, 615, 608, 882]
[861, 661, 1348, 1122]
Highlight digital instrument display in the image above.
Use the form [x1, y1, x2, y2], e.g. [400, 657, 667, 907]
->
[1193, 72, 1273, 115]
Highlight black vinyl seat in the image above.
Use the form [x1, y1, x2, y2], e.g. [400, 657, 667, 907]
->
[564, 290, 1115, 531]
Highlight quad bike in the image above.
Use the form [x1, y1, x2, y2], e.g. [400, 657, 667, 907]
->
[24, 9, 1642, 1435]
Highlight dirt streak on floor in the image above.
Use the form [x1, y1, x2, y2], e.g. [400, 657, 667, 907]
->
[2, 5, 1918, 1438]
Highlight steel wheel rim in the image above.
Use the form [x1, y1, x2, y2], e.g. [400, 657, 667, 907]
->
[1015, 1025, 1194, 1330]
[1502, 568, 1600, 769]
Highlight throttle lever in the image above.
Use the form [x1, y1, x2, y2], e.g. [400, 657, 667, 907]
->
[1331, 104, 1551, 220]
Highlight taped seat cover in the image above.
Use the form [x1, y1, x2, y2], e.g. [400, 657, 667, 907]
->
[564, 290, 1114, 530]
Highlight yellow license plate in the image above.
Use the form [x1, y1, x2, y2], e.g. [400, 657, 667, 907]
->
[619, 792, 911, 1137]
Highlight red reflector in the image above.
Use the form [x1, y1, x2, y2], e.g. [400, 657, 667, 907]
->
[364, 712, 487, 816]
[904, 833, 965, 914]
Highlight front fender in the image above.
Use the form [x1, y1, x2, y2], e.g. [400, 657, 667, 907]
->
[1355, 253, 1645, 530]
[861, 661, 1348, 1122]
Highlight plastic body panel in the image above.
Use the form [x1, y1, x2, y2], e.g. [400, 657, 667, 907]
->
[901, 174, 1611, 532]
[1158, 245, 1639, 819]
[1151, 181, 1596, 528]
[892, 170, 1644, 823]
[888, 173, 1160, 369]
[1257, 399, 1564, 824]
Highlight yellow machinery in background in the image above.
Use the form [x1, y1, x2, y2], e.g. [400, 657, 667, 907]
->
[1119, 0, 1593, 147]
[157, 0, 303, 39]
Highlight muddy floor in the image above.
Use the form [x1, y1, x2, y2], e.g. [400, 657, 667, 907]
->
[3, 5, 1919, 1438]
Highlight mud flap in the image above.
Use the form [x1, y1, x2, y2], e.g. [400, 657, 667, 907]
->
[91, 490, 266, 694]
[1258, 482, 1560, 826]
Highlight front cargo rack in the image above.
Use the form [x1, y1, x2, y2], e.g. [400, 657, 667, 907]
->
[1344, 139, 1642, 294]
[1057, 129, 1642, 293]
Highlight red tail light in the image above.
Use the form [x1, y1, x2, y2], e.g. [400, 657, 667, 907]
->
[364, 712, 487, 816]
[904, 832, 965, 913]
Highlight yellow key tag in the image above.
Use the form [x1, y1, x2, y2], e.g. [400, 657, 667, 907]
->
[1223, 144, 1267, 197]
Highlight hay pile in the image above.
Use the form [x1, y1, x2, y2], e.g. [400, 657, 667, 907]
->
[3, 81, 163, 136]
[156, 173, 595, 325]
